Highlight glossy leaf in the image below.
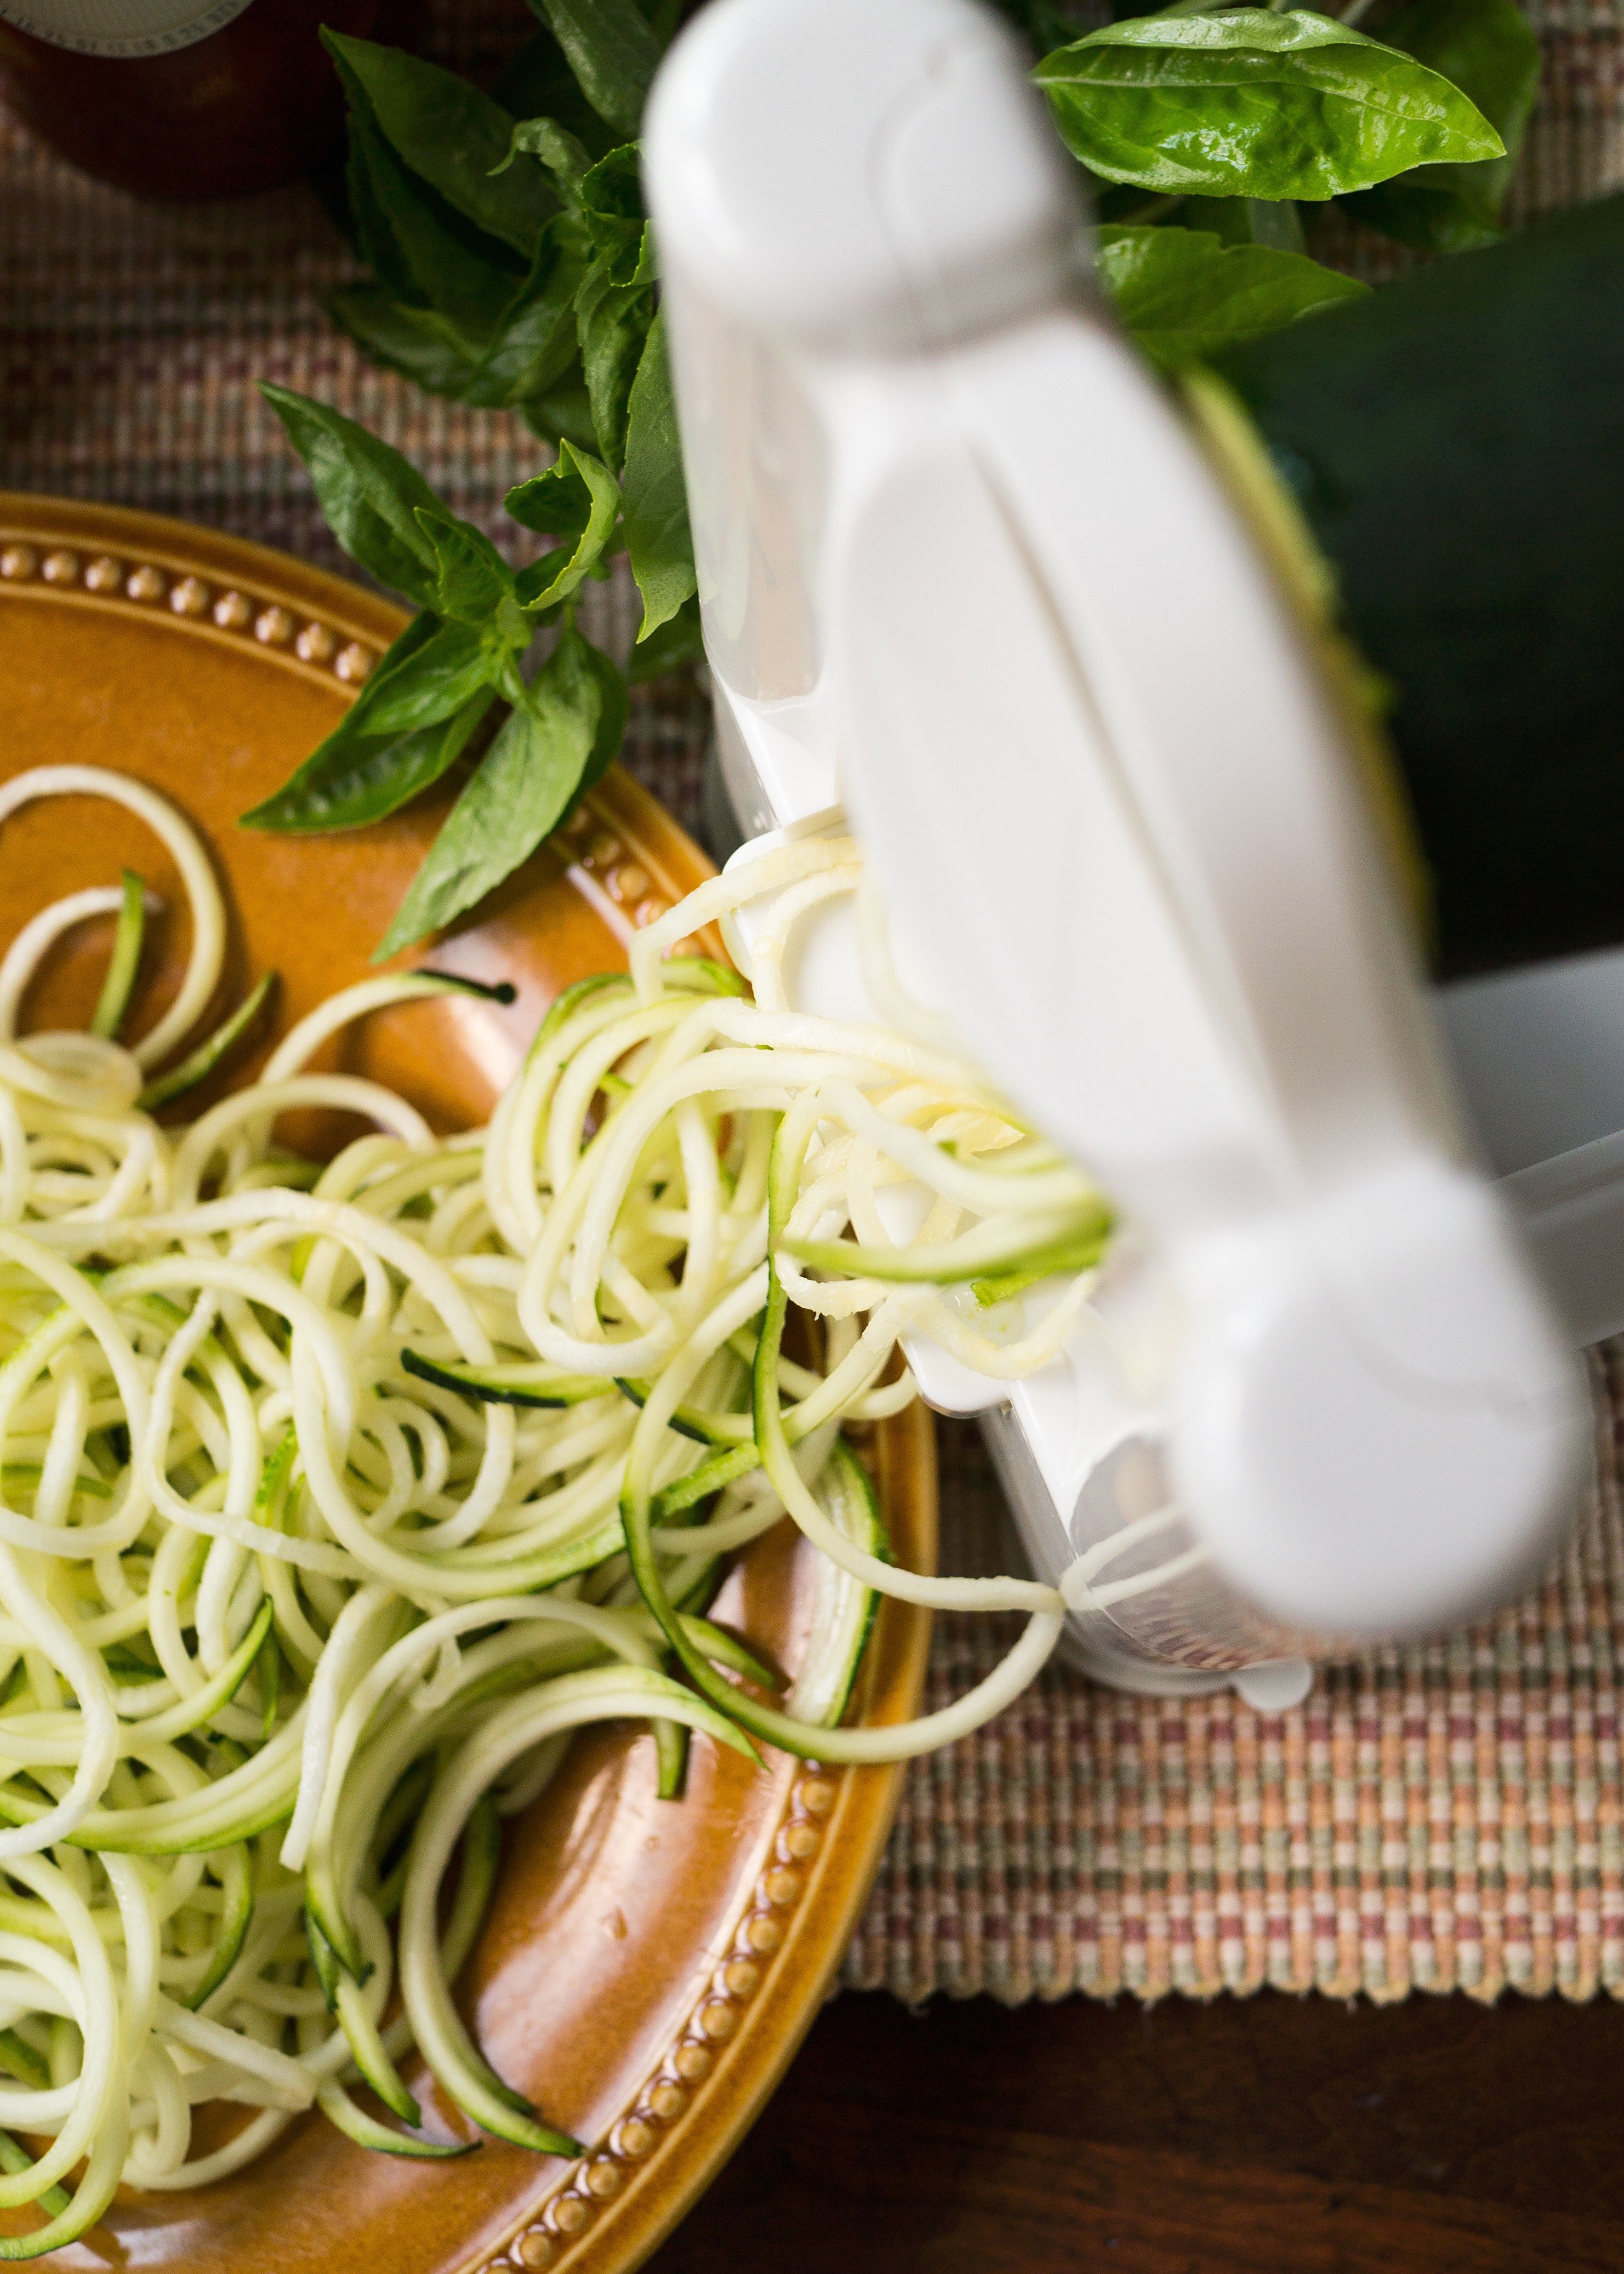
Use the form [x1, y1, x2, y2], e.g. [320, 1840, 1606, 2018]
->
[500, 117, 596, 216]
[509, 440, 621, 608]
[325, 285, 481, 400]
[627, 590, 704, 684]
[571, 633, 630, 800]
[461, 218, 590, 409]
[524, 0, 661, 136]
[1098, 225, 1368, 365]
[349, 618, 492, 734]
[580, 144, 651, 286]
[376, 626, 610, 955]
[258, 386, 448, 608]
[497, 28, 619, 159]
[577, 251, 655, 473]
[521, 377, 598, 454]
[1340, 0, 1539, 249]
[249, 697, 495, 838]
[241, 613, 497, 833]
[1180, 195, 1307, 251]
[1034, 11, 1504, 199]
[345, 103, 526, 337]
[545, 143, 656, 470]
[414, 511, 519, 625]
[620, 313, 696, 640]
[322, 32, 557, 254]
[344, 111, 423, 309]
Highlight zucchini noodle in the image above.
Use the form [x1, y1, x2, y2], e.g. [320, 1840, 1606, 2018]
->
[0, 772, 1110, 2246]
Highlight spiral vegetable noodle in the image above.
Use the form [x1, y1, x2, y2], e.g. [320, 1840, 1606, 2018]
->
[0, 768, 1109, 2248]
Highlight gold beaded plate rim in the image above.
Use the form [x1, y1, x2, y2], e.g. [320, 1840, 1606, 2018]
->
[0, 493, 393, 689]
[0, 492, 937, 2274]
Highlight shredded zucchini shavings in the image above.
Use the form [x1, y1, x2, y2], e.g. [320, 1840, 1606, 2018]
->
[0, 769, 1102, 2240]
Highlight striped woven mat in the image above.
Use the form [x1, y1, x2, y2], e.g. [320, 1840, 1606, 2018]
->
[3, 0, 1622, 2005]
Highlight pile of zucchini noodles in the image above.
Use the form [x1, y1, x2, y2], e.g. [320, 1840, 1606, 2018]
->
[0, 766, 1109, 2252]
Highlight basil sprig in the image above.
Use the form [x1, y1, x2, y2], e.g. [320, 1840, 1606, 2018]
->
[376, 623, 627, 958]
[245, 2, 700, 955]
[244, 386, 631, 955]
[250, 0, 1541, 956]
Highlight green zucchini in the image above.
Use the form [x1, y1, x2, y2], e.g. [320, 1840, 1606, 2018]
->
[782, 1440, 888, 1729]
[1213, 191, 1624, 979]
[89, 868, 147, 1043]
[653, 1716, 689, 1799]
[0, 1464, 111, 1503]
[400, 1348, 616, 1411]
[336, 1972, 421, 2125]
[184, 1844, 255, 2011]
[0, 2035, 47, 2092]
[614, 1374, 750, 1446]
[785, 1205, 1112, 1287]
[651, 1441, 762, 1521]
[441, 1796, 503, 1981]
[0, 2134, 69, 2219]
[316, 2081, 477, 2160]
[626, 1433, 884, 1752]
[124, 1599, 274, 1747]
[304, 1906, 347, 2012]
[138, 971, 277, 1110]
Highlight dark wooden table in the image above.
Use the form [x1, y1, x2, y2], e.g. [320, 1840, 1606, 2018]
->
[648, 1984, 1624, 2271]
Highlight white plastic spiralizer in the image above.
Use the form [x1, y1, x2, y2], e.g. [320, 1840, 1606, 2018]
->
[642, 0, 1596, 1706]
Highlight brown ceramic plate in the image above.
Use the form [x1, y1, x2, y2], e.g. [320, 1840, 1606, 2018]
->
[0, 497, 934, 2274]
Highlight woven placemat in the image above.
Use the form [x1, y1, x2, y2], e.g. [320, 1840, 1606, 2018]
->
[3, 0, 1621, 2007]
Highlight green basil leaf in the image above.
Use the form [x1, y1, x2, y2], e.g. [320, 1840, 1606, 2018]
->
[352, 619, 493, 734]
[576, 249, 654, 473]
[524, 0, 661, 137]
[1339, 0, 1539, 249]
[412, 511, 520, 627]
[1098, 224, 1368, 365]
[620, 312, 696, 642]
[245, 693, 496, 836]
[571, 634, 630, 800]
[506, 437, 619, 537]
[521, 376, 599, 454]
[322, 31, 557, 255]
[627, 589, 703, 685]
[1180, 195, 1307, 252]
[497, 28, 619, 159]
[338, 79, 525, 336]
[579, 144, 651, 285]
[460, 217, 591, 410]
[499, 117, 596, 216]
[344, 112, 423, 308]
[1034, 10, 1504, 199]
[258, 385, 448, 607]
[509, 440, 621, 609]
[376, 626, 609, 956]
[241, 613, 495, 832]
[325, 285, 482, 400]
[1342, 169, 1499, 252]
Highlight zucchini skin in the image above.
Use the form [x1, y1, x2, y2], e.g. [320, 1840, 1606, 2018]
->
[1214, 192, 1624, 980]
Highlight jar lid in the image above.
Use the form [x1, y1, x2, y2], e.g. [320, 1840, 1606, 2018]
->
[0, 0, 250, 58]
